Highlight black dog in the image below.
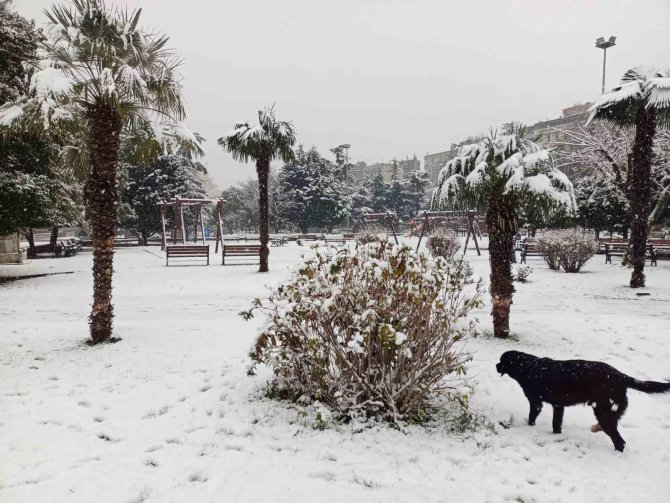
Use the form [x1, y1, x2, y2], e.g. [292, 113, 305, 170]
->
[496, 350, 670, 452]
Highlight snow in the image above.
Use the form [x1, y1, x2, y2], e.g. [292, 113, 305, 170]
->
[506, 173, 575, 207]
[647, 76, 670, 108]
[2, 240, 670, 502]
[29, 66, 73, 97]
[0, 105, 24, 126]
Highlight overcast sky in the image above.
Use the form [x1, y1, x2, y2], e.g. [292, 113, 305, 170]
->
[15, 0, 670, 190]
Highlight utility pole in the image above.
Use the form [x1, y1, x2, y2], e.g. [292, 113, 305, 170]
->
[595, 36, 616, 94]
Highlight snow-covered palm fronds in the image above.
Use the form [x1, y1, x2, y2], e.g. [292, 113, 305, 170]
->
[0, 0, 201, 158]
[432, 132, 575, 215]
[588, 67, 670, 128]
[218, 106, 297, 165]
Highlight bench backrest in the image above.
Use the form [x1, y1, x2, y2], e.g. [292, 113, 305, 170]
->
[223, 244, 261, 254]
[166, 245, 209, 255]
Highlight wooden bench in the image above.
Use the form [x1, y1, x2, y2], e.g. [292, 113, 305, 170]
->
[60, 239, 80, 257]
[271, 236, 288, 247]
[605, 242, 656, 265]
[324, 235, 346, 245]
[296, 234, 321, 241]
[598, 238, 628, 254]
[649, 240, 670, 265]
[28, 242, 64, 258]
[520, 240, 542, 263]
[165, 245, 209, 266]
[222, 244, 261, 265]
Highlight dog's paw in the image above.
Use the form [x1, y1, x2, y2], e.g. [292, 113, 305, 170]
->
[590, 423, 602, 433]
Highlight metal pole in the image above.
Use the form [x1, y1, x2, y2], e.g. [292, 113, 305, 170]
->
[345, 146, 350, 230]
[601, 47, 607, 94]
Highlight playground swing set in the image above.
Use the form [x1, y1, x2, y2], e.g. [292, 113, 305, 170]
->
[157, 197, 224, 266]
[360, 212, 399, 244]
[414, 210, 483, 256]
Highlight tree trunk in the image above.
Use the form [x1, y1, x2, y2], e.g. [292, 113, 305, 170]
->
[26, 228, 35, 258]
[141, 230, 149, 246]
[50, 226, 59, 246]
[256, 158, 270, 272]
[629, 107, 656, 288]
[487, 195, 517, 338]
[86, 104, 121, 344]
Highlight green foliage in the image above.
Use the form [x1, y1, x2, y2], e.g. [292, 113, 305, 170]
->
[0, 0, 40, 104]
[0, 3, 82, 235]
[588, 68, 670, 129]
[218, 106, 296, 166]
[432, 130, 575, 222]
[278, 146, 347, 233]
[121, 155, 208, 242]
[575, 176, 630, 235]
[537, 229, 598, 273]
[426, 229, 461, 260]
[246, 239, 483, 423]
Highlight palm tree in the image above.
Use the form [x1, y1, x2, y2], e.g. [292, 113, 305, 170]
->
[432, 129, 574, 338]
[0, 0, 199, 344]
[218, 107, 296, 272]
[588, 67, 670, 288]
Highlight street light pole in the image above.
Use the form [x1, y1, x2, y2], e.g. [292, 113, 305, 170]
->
[338, 143, 351, 229]
[595, 36, 616, 94]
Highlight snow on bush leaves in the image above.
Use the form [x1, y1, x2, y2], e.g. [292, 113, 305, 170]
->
[538, 229, 598, 273]
[243, 238, 483, 423]
[426, 229, 461, 260]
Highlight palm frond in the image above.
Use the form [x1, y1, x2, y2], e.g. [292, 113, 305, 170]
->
[218, 106, 296, 165]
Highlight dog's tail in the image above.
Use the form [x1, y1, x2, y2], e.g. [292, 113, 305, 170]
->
[627, 377, 670, 394]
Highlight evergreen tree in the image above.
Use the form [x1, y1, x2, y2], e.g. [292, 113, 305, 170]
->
[122, 155, 208, 245]
[574, 176, 630, 238]
[279, 146, 347, 233]
[0, 1, 82, 240]
[385, 173, 409, 221]
[368, 172, 388, 213]
[405, 170, 431, 218]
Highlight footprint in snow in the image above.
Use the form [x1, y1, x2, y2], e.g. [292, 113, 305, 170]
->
[188, 471, 208, 483]
[309, 471, 337, 482]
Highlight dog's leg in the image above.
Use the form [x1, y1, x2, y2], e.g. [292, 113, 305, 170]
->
[552, 406, 564, 434]
[527, 397, 543, 426]
[594, 404, 626, 452]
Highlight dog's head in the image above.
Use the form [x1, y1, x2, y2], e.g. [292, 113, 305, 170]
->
[496, 350, 536, 378]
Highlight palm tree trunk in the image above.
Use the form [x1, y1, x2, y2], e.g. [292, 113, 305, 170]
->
[629, 107, 656, 288]
[487, 195, 517, 338]
[256, 158, 270, 272]
[86, 104, 121, 344]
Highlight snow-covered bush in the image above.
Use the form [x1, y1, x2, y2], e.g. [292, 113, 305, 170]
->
[538, 229, 598, 273]
[356, 225, 388, 245]
[426, 229, 460, 260]
[514, 265, 533, 283]
[244, 240, 483, 423]
[536, 237, 561, 271]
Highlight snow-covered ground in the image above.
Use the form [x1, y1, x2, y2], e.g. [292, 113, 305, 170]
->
[2, 240, 670, 503]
